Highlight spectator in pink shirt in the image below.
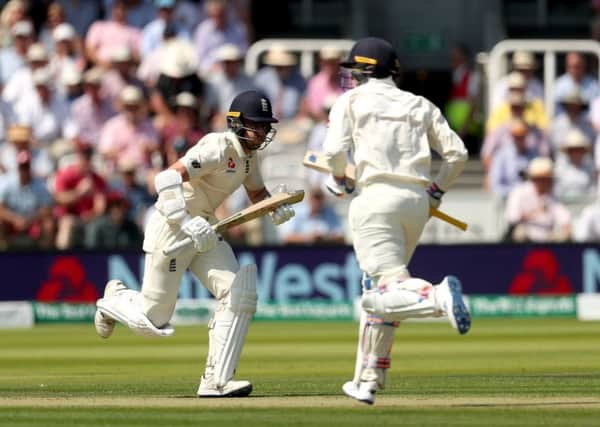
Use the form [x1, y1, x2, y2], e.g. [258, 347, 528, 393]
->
[99, 85, 159, 176]
[85, 0, 141, 68]
[301, 45, 343, 121]
[100, 46, 146, 108]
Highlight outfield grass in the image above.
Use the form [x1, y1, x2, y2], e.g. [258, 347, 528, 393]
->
[1, 318, 599, 426]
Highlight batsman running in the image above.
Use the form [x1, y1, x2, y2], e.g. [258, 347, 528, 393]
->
[322, 37, 471, 405]
[94, 90, 295, 398]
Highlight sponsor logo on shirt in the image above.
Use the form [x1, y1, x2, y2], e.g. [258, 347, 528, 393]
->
[190, 159, 201, 169]
[226, 157, 236, 173]
[245, 159, 250, 173]
[169, 258, 176, 272]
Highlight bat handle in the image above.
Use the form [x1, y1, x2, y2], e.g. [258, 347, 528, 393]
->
[163, 237, 192, 256]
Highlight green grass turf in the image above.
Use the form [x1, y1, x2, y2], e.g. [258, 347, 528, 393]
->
[1, 318, 599, 426]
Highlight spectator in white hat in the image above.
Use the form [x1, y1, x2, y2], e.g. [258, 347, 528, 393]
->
[504, 157, 571, 242]
[50, 23, 85, 83]
[0, 19, 33, 87]
[554, 129, 596, 200]
[301, 45, 343, 121]
[71, 67, 117, 147]
[38, 2, 68, 53]
[101, 45, 146, 109]
[550, 88, 594, 154]
[554, 52, 600, 116]
[2, 43, 51, 107]
[491, 50, 544, 109]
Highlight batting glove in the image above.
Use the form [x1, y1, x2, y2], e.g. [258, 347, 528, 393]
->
[270, 204, 295, 225]
[325, 175, 355, 198]
[426, 182, 445, 209]
[181, 215, 218, 252]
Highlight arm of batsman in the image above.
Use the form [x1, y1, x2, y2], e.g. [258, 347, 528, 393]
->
[270, 204, 295, 225]
[181, 215, 218, 252]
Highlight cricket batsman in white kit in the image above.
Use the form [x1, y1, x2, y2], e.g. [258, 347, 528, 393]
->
[322, 37, 471, 405]
[94, 90, 295, 398]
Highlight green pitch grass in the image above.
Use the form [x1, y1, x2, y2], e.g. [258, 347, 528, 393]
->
[1, 318, 599, 426]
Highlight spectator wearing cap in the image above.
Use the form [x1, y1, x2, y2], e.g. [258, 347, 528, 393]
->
[38, 2, 68, 53]
[59, 66, 84, 103]
[12, 67, 75, 148]
[554, 129, 596, 200]
[193, 0, 249, 76]
[85, 0, 141, 68]
[301, 45, 344, 122]
[53, 141, 108, 249]
[0, 0, 28, 48]
[504, 157, 571, 243]
[254, 45, 307, 120]
[71, 67, 117, 147]
[49, 23, 85, 83]
[100, 45, 146, 108]
[486, 72, 549, 133]
[141, 0, 190, 58]
[83, 189, 143, 249]
[491, 51, 544, 109]
[554, 52, 600, 116]
[0, 20, 33, 86]
[207, 43, 256, 127]
[2, 42, 50, 107]
[109, 158, 154, 228]
[488, 118, 541, 198]
[99, 85, 159, 175]
[0, 149, 55, 249]
[0, 125, 53, 178]
[160, 91, 206, 165]
[550, 88, 594, 154]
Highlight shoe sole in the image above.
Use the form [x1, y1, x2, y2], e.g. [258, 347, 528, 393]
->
[342, 383, 374, 405]
[94, 310, 115, 339]
[447, 276, 471, 335]
[198, 384, 252, 398]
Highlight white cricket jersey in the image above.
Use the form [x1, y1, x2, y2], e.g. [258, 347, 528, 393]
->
[323, 77, 468, 191]
[180, 131, 264, 219]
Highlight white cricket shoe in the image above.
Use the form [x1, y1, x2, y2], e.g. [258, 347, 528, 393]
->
[437, 276, 471, 335]
[94, 280, 127, 339]
[197, 376, 253, 398]
[342, 380, 376, 405]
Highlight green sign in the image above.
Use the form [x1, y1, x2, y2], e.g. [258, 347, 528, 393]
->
[403, 32, 445, 53]
[34, 303, 96, 323]
[256, 302, 354, 321]
[468, 295, 576, 317]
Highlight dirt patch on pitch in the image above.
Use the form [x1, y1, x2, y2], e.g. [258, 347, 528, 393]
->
[1, 396, 599, 409]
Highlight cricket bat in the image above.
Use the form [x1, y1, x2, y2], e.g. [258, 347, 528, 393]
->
[303, 150, 468, 231]
[163, 190, 305, 255]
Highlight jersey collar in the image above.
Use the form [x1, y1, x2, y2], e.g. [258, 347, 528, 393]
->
[226, 131, 249, 159]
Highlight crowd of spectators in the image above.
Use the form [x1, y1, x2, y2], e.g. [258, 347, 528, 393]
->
[1, 0, 600, 250]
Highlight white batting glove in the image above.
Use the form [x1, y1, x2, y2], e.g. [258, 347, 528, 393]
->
[325, 175, 354, 198]
[426, 182, 444, 209]
[270, 204, 295, 225]
[181, 215, 218, 252]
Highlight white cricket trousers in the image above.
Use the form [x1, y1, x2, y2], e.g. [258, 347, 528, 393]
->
[349, 181, 429, 284]
[140, 211, 239, 327]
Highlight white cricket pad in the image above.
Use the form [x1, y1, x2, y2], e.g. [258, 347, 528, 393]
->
[154, 169, 187, 223]
[213, 264, 258, 388]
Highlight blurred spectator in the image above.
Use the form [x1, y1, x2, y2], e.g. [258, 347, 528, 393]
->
[99, 85, 159, 175]
[13, 67, 75, 147]
[38, 2, 67, 52]
[71, 67, 116, 147]
[85, 0, 141, 68]
[49, 23, 84, 80]
[55, 0, 102, 38]
[0, 150, 55, 249]
[554, 129, 596, 201]
[103, 0, 157, 29]
[160, 91, 205, 165]
[573, 196, 600, 242]
[141, 0, 190, 58]
[444, 42, 483, 153]
[193, 0, 249, 76]
[53, 141, 108, 249]
[504, 157, 571, 243]
[0, 125, 53, 178]
[491, 51, 544, 109]
[254, 45, 306, 120]
[301, 45, 343, 122]
[278, 186, 345, 245]
[2, 42, 50, 107]
[554, 52, 600, 115]
[549, 88, 594, 154]
[0, 97, 14, 140]
[207, 43, 256, 129]
[100, 46, 145, 107]
[486, 75, 549, 133]
[110, 158, 154, 228]
[84, 189, 143, 249]
[488, 118, 540, 198]
[0, 0, 28, 48]
[0, 20, 33, 87]
[59, 66, 83, 103]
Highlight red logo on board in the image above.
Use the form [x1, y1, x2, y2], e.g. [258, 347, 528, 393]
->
[37, 256, 99, 302]
[509, 249, 573, 295]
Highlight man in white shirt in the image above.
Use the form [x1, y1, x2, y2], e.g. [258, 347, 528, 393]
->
[94, 90, 295, 398]
[322, 37, 470, 405]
